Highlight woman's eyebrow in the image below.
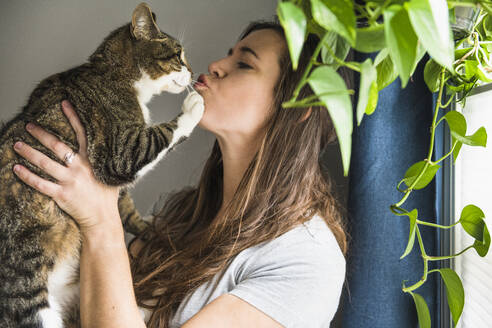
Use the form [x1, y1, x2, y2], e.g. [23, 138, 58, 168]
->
[227, 46, 260, 61]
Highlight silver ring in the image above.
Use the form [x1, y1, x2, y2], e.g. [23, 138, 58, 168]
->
[64, 151, 76, 165]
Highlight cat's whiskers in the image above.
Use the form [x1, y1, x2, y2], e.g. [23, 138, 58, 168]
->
[185, 84, 197, 93]
[177, 25, 194, 52]
[178, 25, 187, 46]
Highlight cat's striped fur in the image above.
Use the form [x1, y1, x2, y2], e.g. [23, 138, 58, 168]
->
[0, 3, 203, 327]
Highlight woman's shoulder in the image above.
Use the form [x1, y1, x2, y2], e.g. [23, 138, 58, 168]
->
[234, 212, 346, 277]
[254, 212, 344, 259]
[227, 213, 346, 327]
[300, 212, 343, 246]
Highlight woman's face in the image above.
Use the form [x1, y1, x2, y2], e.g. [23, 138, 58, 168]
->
[195, 29, 286, 139]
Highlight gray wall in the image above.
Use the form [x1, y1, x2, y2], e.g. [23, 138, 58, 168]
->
[0, 0, 348, 216]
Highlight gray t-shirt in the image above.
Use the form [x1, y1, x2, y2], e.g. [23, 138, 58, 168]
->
[136, 213, 346, 327]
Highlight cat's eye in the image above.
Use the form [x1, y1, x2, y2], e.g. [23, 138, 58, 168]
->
[237, 62, 252, 69]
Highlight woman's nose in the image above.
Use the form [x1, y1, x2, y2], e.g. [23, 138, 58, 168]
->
[208, 59, 226, 79]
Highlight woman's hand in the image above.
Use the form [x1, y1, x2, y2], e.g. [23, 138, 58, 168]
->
[12, 100, 121, 232]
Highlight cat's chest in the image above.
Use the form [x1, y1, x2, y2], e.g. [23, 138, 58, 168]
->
[38, 254, 80, 328]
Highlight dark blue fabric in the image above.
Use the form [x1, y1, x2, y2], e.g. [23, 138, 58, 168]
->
[338, 52, 439, 327]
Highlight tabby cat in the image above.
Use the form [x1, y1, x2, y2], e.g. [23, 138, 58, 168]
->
[0, 2, 204, 327]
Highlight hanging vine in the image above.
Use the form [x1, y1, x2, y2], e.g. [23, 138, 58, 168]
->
[277, 0, 491, 327]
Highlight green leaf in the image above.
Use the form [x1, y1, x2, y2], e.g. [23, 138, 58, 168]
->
[374, 48, 399, 90]
[443, 110, 467, 137]
[405, 0, 455, 73]
[424, 58, 443, 92]
[310, 0, 356, 46]
[459, 204, 490, 256]
[354, 24, 386, 53]
[307, 20, 326, 39]
[320, 31, 351, 69]
[475, 62, 492, 83]
[411, 39, 427, 78]
[402, 160, 441, 190]
[482, 2, 492, 17]
[473, 224, 490, 257]
[442, 110, 466, 163]
[460, 204, 486, 242]
[366, 80, 378, 115]
[374, 48, 388, 66]
[436, 268, 464, 328]
[483, 14, 492, 38]
[400, 209, 418, 260]
[300, 0, 326, 39]
[462, 59, 492, 85]
[455, 47, 473, 60]
[464, 60, 479, 80]
[442, 110, 487, 148]
[455, 126, 487, 147]
[308, 66, 353, 176]
[384, 5, 419, 88]
[449, 7, 456, 24]
[356, 58, 378, 125]
[277, 2, 307, 70]
[410, 292, 431, 328]
[452, 139, 463, 164]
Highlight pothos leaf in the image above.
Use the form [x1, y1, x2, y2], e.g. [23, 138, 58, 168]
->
[308, 66, 353, 176]
[310, 0, 356, 46]
[384, 5, 420, 88]
[459, 204, 491, 256]
[436, 268, 464, 328]
[400, 209, 418, 260]
[320, 31, 351, 69]
[374, 48, 399, 91]
[410, 292, 431, 328]
[354, 24, 386, 53]
[424, 58, 443, 93]
[277, 2, 307, 71]
[402, 160, 441, 190]
[405, 0, 455, 73]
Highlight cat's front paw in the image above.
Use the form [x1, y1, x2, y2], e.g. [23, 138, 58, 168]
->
[181, 91, 204, 124]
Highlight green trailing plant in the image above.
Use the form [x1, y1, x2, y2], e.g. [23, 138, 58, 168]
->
[277, 0, 491, 327]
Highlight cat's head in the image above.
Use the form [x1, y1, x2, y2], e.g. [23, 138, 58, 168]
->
[89, 2, 192, 95]
[130, 3, 192, 94]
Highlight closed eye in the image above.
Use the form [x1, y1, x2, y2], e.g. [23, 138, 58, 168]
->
[237, 62, 252, 69]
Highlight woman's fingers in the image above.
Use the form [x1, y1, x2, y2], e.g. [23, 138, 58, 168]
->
[13, 164, 62, 198]
[25, 122, 77, 166]
[61, 100, 87, 155]
[13, 141, 68, 182]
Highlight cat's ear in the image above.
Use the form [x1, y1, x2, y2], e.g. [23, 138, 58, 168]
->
[131, 2, 161, 41]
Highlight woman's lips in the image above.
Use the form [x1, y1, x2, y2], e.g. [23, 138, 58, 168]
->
[194, 74, 209, 89]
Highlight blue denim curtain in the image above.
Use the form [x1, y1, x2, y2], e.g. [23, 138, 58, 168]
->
[338, 52, 439, 327]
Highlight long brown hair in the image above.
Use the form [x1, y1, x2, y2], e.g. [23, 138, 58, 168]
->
[129, 18, 351, 328]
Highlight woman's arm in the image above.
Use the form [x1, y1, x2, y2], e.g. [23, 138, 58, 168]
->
[80, 215, 146, 328]
[12, 100, 146, 328]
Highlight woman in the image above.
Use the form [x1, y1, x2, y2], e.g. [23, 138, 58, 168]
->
[12, 19, 349, 328]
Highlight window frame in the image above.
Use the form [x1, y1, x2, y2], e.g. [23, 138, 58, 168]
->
[435, 89, 456, 328]
[445, 83, 492, 328]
